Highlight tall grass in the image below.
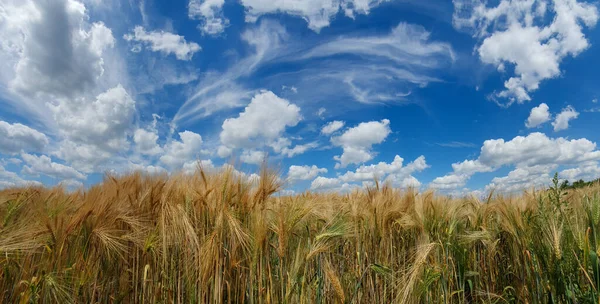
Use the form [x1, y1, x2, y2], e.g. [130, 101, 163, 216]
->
[1, 167, 600, 303]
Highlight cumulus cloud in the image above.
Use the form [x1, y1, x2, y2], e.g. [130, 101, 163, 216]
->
[288, 165, 328, 181]
[0, 0, 140, 177]
[321, 120, 345, 135]
[134, 128, 162, 155]
[552, 105, 579, 131]
[1, 0, 116, 100]
[160, 131, 204, 169]
[182, 159, 214, 175]
[0, 165, 42, 189]
[453, 0, 598, 104]
[124, 26, 201, 60]
[240, 150, 266, 165]
[526, 103, 551, 128]
[430, 173, 470, 190]
[188, 0, 229, 35]
[240, 0, 390, 32]
[21, 153, 86, 180]
[0, 121, 49, 154]
[52, 85, 136, 154]
[310, 176, 342, 190]
[331, 119, 391, 168]
[560, 162, 600, 181]
[485, 165, 556, 193]
[431, 132, 600, 192]
[309, 154, 427, 192]
[220, 90, 302, 155]
[280, 142, 319, 158]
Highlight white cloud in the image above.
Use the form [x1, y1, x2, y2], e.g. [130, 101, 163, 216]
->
[478, 132, 600, 168]
[58, 179, 83, 190]
[485, 165, 556, 193]
[292, 23, 454, 105]
[394, 175, 422, 188]
[182, 159, 214, 174]
[176, 21, 453, 125]
[288, 165, 328, 181]
[0, 165, 41, 189]
[134, 128, 162, 155]
[217, 145, 233, 158]
[128, 163, 168, 175]
[124, 26, 201, 60]
[1, 0, 116, 100]
[21, 153, 86, 180]
[220, 90, 302, 151]
[280, 142, 319, 158]
[0, 121, 49, 154]
[453, 0, 598, 104]
[331, 119, 390, 168]
[0, 0, 140, 176]
[160, 131, 204, 169]
[321, 120, 345, 135]
[188, 0, 229, 35]
[0, 0, 122, 130]
[317, 107, 326, 119]
[560, 162, 600, 181]
[240, 150, 266, 165]
[451, 160, 493, 175]
[430, 173, 470, 190]
[309, 155, 428, 192]
[240, 0, 390, 32]
[432, 132, 600, 191]
[52, 85, 136, 154]
[552, 105, 579, 131]
[310, 176, 341, 190]
[526, 103, 551, 128]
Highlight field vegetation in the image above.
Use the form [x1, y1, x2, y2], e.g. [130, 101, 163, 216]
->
[1, 165, 600, 303]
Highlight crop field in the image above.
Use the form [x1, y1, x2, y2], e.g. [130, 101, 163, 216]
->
[1, 167, 600, 303]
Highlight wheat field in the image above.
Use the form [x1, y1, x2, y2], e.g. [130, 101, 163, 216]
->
[0, 165, 599, 303]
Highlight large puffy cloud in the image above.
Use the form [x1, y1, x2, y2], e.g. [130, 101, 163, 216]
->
[240, 0, 390, 32]
[552, 105, 579, 131]
[21, 153, 86, 180]
[0, 165, 41, 189]
[485, 165, 557, 193]
[288, 165, 328, 181]
[1, 0, 115, 101]
[453, 0, 598, 104]
[526, 103, 551, 128]
[478, 132, 600, 168]
[560, 162, 600, 181]
[331, 119, 390, 168]
[123, 26, 201, 60]
[0, 0, 138, 175]
[219, 90, 307, 162]
[160, 131, 204, 169]
[431, 132, 600, 192]
[0, 121, 49, 154]
[310, 176, 343, 190]
[188, 0, 229, 35]
[133, 128, 162, 155]
[52, 85, 136, 154]
[240, 150, 266, 165]
[430, 173, 470, 190]
[220, 91, 301, 149]
[310, 155, 428, 192]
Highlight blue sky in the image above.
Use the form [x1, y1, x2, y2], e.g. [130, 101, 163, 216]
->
[1, 0, 600, 195]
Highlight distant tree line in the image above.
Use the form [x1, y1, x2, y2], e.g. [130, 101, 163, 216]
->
[559, 177, 600, 190]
